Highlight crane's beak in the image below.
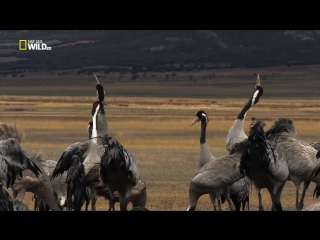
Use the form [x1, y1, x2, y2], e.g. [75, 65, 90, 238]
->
[190, 117, 199, 127]
[256, 73, 261, 87]
[94, 72, 100, 84]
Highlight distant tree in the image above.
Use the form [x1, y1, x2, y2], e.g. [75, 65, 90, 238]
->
[165, 74, 170, 80]
[12, 74, 17, 77]
[189, 75, 193, 81]
[19, 74, 25, 77]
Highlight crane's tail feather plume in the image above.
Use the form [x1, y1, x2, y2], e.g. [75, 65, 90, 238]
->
[313, 180, 320, 199]
[310, 162, 320, 181]
[0, 122, 25, 143]
[66, 156, 88, 211]
[265, 118, 296, 142]
[26, 154, 42, 178]
[99, 139, 124, 186]
[240, 118, 273, 178]
[236, 176, 251, 203]
[100, 135, 140, 186]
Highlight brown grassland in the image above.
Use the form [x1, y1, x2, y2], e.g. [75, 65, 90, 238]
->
[1, 65, 320, 211]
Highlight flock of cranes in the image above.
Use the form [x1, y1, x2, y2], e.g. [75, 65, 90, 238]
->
[1, 73, 320, 211]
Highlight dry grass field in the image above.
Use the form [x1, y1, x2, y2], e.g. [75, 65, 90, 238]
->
[1, 94, 320, 211]
[1, 65, 320, 211]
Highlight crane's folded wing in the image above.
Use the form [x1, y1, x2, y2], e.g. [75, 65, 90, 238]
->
[192, 154, 245, 189]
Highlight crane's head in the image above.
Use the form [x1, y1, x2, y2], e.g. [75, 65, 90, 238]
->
[190, 110, 209, 127]
[94, 72, 105, 102]
[96, 84, 105, 102]
[252, 73, 263, 105]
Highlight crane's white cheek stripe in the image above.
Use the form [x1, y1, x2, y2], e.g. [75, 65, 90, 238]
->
[201, 113, 208, 124]
[251, 90, 259, 106]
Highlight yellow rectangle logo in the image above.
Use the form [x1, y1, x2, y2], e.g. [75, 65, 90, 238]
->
[19, 40, 27, 50]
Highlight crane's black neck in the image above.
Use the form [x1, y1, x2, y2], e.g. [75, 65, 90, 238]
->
[237, 90, 256, 120]
[200, 119, 207, 144]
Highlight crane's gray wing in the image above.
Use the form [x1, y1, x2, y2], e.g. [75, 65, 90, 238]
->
[192, 153, 245, 189]
[0, 138, 42, 185]
[51, 141, 89, 180]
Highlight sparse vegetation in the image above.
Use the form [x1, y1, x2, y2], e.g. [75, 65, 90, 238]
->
[1, 65, 320, 210]
[1, 93, 320, 210]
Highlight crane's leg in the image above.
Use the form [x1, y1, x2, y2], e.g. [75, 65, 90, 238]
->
[108, 190, 116, 211]
[91, 195, 97, 211]
[267, 188, 276, 211]
[242, 196, 249, 211]
[223, 190, 235, 211]
[298, 181, 310, 211]
[294, 182, 301, 211]
[274, 182, 285, 211]
[209, 194, 217, 211]
[217, 198, 222, 211]
[119, 190, 128, 211]
[85, 197, 90, 211]
[257, 189, 264, 211]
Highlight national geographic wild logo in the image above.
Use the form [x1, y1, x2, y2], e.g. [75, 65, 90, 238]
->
[19, 40, 52, 51]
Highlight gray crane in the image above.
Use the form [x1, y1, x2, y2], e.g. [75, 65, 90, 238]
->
[226, 73, 263, 152]
[0, 138, 42, 189]
[52, 77, 146, 211]
[11, 153, 65, 211]
[190, 110, 222, 210]
[224, 74, 263, 211]
[51, 100, 111, 210]
[0, 122, 42, 211]
[240, 118, 289, 211]
[187, 140, 247, 211]
[99, 134, 141, 211]
[265, 118, 320, 211]
[51, 77, 109, 210]
[52, 120, 147, 211]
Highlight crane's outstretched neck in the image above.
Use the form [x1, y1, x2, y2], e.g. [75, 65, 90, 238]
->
[226, 74, 263, 152]
[200, 116, 207, 144]
[237, 74, 263, 120]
